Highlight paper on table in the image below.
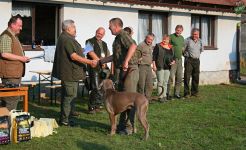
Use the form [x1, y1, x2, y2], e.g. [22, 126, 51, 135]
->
[83, 42, 94, 55]
[29, 54, 44, 60]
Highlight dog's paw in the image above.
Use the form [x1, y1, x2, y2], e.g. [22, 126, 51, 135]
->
[107, 132, 116, 136]
[133, 128, 137, 133]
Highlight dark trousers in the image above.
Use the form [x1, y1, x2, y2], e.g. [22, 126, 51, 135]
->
[184, 58, 200, 96]
[88, 70, 103, 109]
[138, 65, 153, 101]
[60, 81, 78, 123]
[1, 78, 21, 111]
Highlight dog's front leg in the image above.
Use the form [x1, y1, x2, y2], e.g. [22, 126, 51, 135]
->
[109, 113, 116, 136]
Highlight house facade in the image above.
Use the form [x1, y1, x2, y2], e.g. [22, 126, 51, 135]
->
[0, 0, 241, 84]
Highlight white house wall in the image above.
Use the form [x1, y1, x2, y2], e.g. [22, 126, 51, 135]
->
[0, 0, 11, 32]
[168, 12, 191, 38]
[200, 16, 239, 72]
[0, 1, 241, 84]
[63, 3, 139, 51]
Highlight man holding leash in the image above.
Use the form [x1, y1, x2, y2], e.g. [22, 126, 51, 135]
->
[109, 18, 140, 135]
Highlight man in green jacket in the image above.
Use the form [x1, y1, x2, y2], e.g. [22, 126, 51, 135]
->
[109, 18, 139, 135]
[52, 20, 98, 126]
[167, 25, 185, 100]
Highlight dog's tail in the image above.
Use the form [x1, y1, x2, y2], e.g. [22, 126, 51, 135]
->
[151, 86, 164, 100]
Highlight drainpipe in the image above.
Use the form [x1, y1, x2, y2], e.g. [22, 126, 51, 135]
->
[236, 22, 241, 80]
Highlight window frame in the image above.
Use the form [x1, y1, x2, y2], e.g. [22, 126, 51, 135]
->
[191, 14, 217, 50]
[12, 2, 61, 51]
[138, 10, 168, 40]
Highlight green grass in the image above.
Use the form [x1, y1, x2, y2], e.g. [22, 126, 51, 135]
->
[3, 84, 246, 150]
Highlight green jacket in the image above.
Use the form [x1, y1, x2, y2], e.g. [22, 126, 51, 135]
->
[170, 33, 184, 59]
[52, 32, 86, 81]
[112, 30, 140, 69]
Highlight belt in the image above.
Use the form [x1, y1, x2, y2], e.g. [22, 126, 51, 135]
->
[139, 64, 151, 66]
[175, 58, 182, 61]
[187, 57, 199, 60]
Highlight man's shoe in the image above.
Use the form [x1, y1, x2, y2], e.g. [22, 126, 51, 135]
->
[191, 94, 199, 98]
[118, 129, 132, 135]
[167, 95, 173, 100]
[118, 130, 128, 135]
[174, 95, 181, 99]
[88, 107, 96, 114]
[159, 97, 167, 103]
[60, 121, 69, 126]
[70, 111, 80, 117]
[59, 120, 76, 127]
[183, 95, 190, 99]
[95, 106, 104, 112]
[148, 99, 155, 104]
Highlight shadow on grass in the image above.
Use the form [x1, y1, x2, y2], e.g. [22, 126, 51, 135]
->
[73, 117, 110, 132]
[26, 102, 60, 119]
[19, 97, 110, 135]
[77, 141, 110, 150]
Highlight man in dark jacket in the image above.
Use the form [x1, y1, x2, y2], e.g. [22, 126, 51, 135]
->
[86, 27, 110, 114]
[52, 20, 97, 126]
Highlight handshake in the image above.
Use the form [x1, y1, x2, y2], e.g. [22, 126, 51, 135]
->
[89, 55, 113, 68]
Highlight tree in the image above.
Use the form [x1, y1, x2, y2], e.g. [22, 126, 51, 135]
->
[234, 0, 246, 14]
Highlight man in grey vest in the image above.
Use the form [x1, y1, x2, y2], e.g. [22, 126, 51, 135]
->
[86, 27, 110, 114]
[52, 20, 98, 126]
[0, 15, 30, 111]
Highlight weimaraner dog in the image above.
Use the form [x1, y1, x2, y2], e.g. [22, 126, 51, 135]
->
[99, 79, 149, 140]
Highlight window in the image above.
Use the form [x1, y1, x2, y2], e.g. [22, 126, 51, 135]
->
[191, 15, 216, 49]
[12, 2, 61, 50]
[138, 11, 168, 45]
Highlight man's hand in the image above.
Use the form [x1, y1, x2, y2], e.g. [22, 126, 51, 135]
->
[170, 60, 176, 66]
[90, 60, 98, 68]
[1, 53, 30, 63]
[152, 66, 157, 72]
[20, 56, 30, 63]
[122, 61, 128, 71]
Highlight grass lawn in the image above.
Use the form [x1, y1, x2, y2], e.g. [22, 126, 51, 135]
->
[2, 84, 246, 150]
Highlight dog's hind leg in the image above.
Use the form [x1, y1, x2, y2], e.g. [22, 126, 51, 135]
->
[109, 113, 117, 135]
[137, 103, 149, 140]
[128, 107, 137, 134]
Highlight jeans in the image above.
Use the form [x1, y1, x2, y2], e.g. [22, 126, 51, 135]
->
[156, 69, 170, 98]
